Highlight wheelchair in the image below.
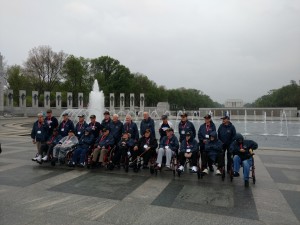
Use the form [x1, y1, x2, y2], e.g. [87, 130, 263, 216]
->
[176, 151, 200, 178]
[87, 145, 116, 169]
[152, 154, 178, 176]
[198, 152, 226, 181]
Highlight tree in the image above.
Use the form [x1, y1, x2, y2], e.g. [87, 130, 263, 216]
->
[62, 55, 93, 106]
[24, 45, 67, 95]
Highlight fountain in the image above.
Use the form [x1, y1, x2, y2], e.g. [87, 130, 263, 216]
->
[261, 111, 268, 136]
[254, 110, 257, 123]
[60, 80, 105, 123]
[242, 109, 250, 136]
[274, 110, 289, 139]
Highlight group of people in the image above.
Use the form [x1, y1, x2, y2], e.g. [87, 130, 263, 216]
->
[31, 109, 258, 187]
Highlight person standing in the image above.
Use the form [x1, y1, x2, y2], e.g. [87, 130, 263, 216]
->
[123, 114, 139, 142]
[218, 115, 236, 172]
[140, 112, 156, 139]
[198, 114, 216, 171]
[178, 113, 196, 143]
[158, 114, 173, 141]
[31, 113, 49, 163]
[45, 109, 58, 137]
[75, 114, 88, 139]
[58, 113, 75, 137]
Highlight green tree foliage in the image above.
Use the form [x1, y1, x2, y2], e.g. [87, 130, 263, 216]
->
[62, 55, 93, 106]
[6, 65, 33, 103]
[253, 81, 300, 108]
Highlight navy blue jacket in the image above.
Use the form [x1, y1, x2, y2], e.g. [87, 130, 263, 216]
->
[75, 121, 89, 139]
[110, 120, 124, 144]
[217, 122, 236, 146]
[31, 121, 49, 142]
[77, 133, 94, 149]
[88, 121, 102, 140]
[123, 122, 139, 142]
[58, 119, 75, 137]
[179, 137, 199, 153]
[159, 134, 179, 153]
[45, 116, 58, 136]
[136, 136, 158, 153]
[178, 120, 196, 142]
[46, 133, 62, 146]
[140, 117, 156, 138]
[204, 138, 223, 162]
[118, 137, 135, 150]
[198, 121, 216, 144]
[95, 133, 115, 149]
[230, 140, 258, 161]
[101, 118, 112, 130]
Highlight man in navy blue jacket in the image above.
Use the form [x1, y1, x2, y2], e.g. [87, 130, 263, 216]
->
[140, 112, 156, 139]
[58, 113, 75, 137]
[178, 113, 196, 143]
[217, 115, 236, 172]
[31, 113, 49, 163]
[230, 133, 258, 187]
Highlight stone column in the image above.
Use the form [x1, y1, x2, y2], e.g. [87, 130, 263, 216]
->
[78, 93, 83, 109]
[130, 93, 135, 112]
[110, 93, 115, 112]
[7, 90, 13, 107]
[19, 90, 26, 108]
[67, 92, 72, 108]
[0, 53, 3, 112]
[32, 91, 39, 108]
[44, 91, 50, 109]
[120, 93, 125, 112]
[56, 92, 61, 109]
[140, 93, 145, 113]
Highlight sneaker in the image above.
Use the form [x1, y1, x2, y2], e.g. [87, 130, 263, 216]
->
[32, 155, 40, 161]
[191, 166, 197, 173]
[68, 161, 75, 167]
[36, 155, 42, 163]
[78, 163, 85, 168]
[216, 169, 221, 175]
[202, 168, 209, 174]
[244, 180, 249, 187]
[164, 166, 172, 171]
[234, 172, 240, 177]
[155, 163, 161, 170]
[177, 165, 184, 172]
[42, 155, 48, 161]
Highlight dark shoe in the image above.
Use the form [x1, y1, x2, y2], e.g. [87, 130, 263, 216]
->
[68, 161, 75, 167]
[142, 164, 149, 169]
[209, 166, 214, 172]
[244, 180, 249, 187]
[234, 172, 240, 177]
[51, 158, 57, 166]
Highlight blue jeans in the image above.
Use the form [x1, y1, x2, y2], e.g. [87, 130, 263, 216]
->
[233, 155, 253, 181]
[72, 146, 89, 164]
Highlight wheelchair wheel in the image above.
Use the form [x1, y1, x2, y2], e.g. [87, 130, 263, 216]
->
[177, 170, 181, 177]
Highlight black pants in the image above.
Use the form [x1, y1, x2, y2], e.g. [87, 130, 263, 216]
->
[201, 152, 224, 170]
[179, 151, 198, 167]
[222, 144, 232, 171]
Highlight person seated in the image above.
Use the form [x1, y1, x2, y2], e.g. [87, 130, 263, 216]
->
[134, 129, 158, 169]
[69, 127, 94, 167]
[155, 128, 179, 170]
[91, 127, 114, 167]
[51, 130, 78, 166]
[40, 128, 62, 162]
[177, 131, 199, 173]
[201, 131, 224, 175]
[230, 133, 258, 187]
[115, 131, 136, 171]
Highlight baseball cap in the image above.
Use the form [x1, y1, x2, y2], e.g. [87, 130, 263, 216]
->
[203, 114, 211, 119]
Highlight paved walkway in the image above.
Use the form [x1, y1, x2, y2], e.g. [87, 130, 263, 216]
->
[0, 117, 299, 225]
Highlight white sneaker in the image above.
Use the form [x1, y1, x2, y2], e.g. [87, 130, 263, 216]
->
[32, 155, 39, 161]
[216, 169, 221, 175]
[36, 155, 42, 162]
[178, 165, 184, 172]
[202, 168, 209, 174]
[191, 166, 197, 173]
[42, 155, 48, 161]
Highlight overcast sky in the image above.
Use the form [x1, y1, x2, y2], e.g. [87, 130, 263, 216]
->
[1, 0, 300, 104]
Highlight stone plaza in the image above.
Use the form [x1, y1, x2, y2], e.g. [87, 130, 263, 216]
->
[0, 117, 299, 225]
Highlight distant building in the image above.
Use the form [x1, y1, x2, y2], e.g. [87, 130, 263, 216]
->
[225, 99, 244, 108]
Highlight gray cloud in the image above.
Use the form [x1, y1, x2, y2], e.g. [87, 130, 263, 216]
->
[1, 0, 299, 103]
